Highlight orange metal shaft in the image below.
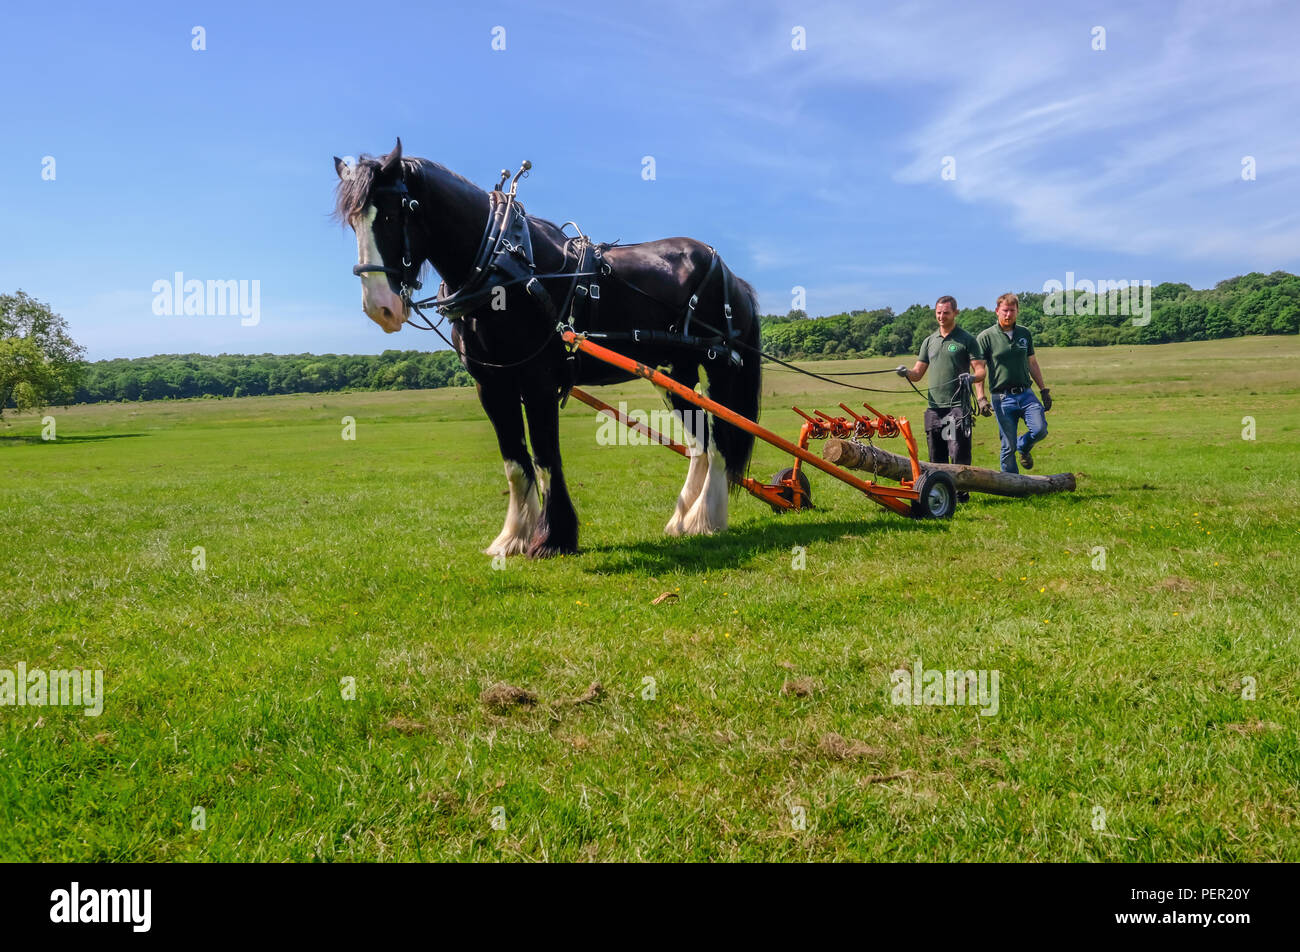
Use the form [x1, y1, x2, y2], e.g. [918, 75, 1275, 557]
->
[568, 386, 689, 457]
[898, 418, 922, 482]
[568, 386, 794, 508]
[562, 332, 914, 514]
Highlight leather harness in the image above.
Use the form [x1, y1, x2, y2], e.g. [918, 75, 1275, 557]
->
[352, 161, 744, 376]
[584, 249, 742, 367]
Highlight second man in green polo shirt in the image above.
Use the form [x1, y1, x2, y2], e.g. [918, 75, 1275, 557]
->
[975, 292, 1053, 473]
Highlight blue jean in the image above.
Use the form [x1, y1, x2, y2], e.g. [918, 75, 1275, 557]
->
[992, 390, 1047, 473]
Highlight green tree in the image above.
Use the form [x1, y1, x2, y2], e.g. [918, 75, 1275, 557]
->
[0, 291, 85, 418]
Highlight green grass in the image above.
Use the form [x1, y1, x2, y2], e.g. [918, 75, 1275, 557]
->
[1, 336, 1297, 861]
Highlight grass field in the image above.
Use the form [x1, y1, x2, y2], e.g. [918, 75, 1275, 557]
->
[1, 336, 1297, 861]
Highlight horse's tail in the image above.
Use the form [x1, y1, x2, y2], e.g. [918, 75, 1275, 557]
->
[710, 268, 763, 486]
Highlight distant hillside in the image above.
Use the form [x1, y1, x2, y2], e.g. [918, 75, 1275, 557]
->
[68, 271, 1298, 403]
[760, 271, 1300, 359]
[74, 350, 472, 404]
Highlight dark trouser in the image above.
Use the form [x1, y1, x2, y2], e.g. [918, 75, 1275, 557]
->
[924, 406, 972, 466]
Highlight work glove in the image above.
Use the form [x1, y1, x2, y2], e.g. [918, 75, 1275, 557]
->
[978, 397, 993, 417]
[1041, 388, 1053, 412]
[895, 365, 910, 378]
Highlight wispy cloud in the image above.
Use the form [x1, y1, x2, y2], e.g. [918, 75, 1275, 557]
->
[716, 0, 1300, 264]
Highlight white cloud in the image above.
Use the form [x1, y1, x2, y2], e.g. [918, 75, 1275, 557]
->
[719, 0, 1300, 265]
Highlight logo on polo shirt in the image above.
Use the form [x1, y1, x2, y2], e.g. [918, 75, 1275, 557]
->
[947, 343, 958, 352]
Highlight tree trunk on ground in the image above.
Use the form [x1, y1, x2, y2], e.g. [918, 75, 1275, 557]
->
[822, 439, 1076, 496]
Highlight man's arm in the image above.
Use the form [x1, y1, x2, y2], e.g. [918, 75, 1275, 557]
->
[1028, 355, 1053, 410]
[970, 358, 988, 399]
[1027, 355, 1046, 390]
[898, 359, 928, 382]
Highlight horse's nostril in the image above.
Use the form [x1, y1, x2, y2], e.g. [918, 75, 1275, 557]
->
[380, 307, 394, 322]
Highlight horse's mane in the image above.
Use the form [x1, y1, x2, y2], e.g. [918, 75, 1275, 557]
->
[525, 214, 572, 244]
[334, 154, 608, 254]
[332, 156, 481, 223]
[525, 213, 620, 252]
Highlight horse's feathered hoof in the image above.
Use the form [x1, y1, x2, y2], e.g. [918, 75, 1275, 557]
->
[527, 524, 579, 558]
[483, 536, 530, 558]
[526, 539, 579, 558]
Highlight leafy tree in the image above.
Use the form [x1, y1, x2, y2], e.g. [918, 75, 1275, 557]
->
[0, 291, 85, 418]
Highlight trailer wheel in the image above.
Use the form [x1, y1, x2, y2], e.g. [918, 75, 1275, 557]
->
[909, 471, 957, 519]
[771, 467, 812, 513]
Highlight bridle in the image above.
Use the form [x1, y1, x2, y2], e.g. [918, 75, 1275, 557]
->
[350, 177, 425, 303]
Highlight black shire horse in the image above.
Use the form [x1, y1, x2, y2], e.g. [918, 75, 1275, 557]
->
[334, 139, 762, 557]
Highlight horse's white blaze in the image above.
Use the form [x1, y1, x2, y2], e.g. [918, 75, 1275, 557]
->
[353, 205, 406, 333]
[664, 428, 708, 536]
[484, 460, 540, 557]
[680, 442, 729, 535]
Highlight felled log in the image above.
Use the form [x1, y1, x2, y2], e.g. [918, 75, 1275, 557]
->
[822, 438, 1076, 497]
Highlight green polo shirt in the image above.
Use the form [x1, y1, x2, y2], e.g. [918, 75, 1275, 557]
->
[977, 324, 1035, 392]
[916, 326, 980, 408]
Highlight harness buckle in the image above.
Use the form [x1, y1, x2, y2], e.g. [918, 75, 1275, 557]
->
[589, 283, 600, 300]
[688, 294, 699, 311]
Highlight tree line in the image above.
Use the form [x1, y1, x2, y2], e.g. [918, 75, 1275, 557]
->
[3, 271, 1297, 414]
[760, 271, 1300, 358]
[71, 350, 474, 404]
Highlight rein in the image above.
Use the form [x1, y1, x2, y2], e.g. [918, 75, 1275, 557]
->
[348, 159, 968, 398]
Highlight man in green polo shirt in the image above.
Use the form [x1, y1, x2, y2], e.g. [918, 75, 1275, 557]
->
[975, 293, 1053, 474]
[896, 296, 986, 502]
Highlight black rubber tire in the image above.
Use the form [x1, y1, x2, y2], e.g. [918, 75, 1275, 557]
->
[908, 470, 957, 519]
[770, 467, 812, 513]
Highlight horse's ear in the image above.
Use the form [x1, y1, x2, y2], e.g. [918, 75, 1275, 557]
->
[380, 138, 403, 176]
[333, 156, 350, 180]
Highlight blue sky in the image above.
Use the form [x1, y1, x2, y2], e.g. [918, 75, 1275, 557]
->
[2, 0, 1296, 360]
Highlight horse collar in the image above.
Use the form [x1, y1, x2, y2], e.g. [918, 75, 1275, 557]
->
[433, 188, 538, 319]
